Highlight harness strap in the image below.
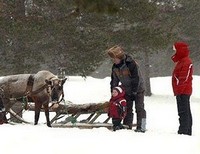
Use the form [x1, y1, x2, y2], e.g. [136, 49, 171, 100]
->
[25, 74, 50, 96]
[25, 74, 34, 96]
[31, 84, 49, 96]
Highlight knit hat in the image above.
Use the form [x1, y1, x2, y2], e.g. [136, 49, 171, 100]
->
[113, 86, 123, 94]
[107, 45, 125, 60]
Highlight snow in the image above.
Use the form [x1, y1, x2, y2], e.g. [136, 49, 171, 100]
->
[1, 76, 200, 154]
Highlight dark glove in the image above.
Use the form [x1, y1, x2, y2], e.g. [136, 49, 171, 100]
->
[132, 92, 137, 95]
[121, 106, 127, 119]
[122, 106, 126, 112]
[131, 92, 137, 100]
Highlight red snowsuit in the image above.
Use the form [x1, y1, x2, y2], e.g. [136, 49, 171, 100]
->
[171, 42, 193, 96]
[108, 88, 127, 119]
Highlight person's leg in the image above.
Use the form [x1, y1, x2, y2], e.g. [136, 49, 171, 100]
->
[187, 103, 192, 135]
[0, 102, 7, 124]
[123, 95, 133, 129]
[176, 94, 192, 135]
[135, 91, 146, 132]
[0, 112, 4, 124]
[112, 118, 122, 131]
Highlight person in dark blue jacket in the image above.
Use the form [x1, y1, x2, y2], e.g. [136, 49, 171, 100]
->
[107, 45, 146, 132]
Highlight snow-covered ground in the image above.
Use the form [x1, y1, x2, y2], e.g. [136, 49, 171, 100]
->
[1, 76, 200, 154]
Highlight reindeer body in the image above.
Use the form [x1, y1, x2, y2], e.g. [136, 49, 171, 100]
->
[0, 70, 66, 127]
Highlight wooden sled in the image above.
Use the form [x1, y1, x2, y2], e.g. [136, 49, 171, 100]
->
[49, 101, 136, 129]
[8, 101, 137, 130]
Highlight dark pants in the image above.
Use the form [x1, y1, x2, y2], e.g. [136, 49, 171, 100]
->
[0, 112, 6, 124]
[0, 99, 4, 110]
[135, 91, 146, 129]
[123, 95, 134, 129]
[176, 94, 192, 135]
[0, 98, 8, 124]
[112, 118, 123, 131]
[123, 91, 146, 129]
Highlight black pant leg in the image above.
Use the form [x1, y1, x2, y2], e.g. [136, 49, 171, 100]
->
[112, 118, 122, 131]
[123, 95, 133, 128]
[176, 94, 192, 135]
[135, 91, 146, 129]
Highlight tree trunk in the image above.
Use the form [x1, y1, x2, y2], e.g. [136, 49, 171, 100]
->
[144, 50, 152, 96]
[15, 0, 26, 17]
[0, 1, 3, 16]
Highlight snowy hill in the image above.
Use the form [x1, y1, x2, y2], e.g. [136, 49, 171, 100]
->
[1, 76, 200, 154]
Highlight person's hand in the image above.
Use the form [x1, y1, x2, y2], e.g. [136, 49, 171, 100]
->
[121, 107, 127, 119]
[122, 112, 127, 119]
[131, 92, 137, 100]
[122, 106, 126, 112]
[132, 92, 137, 95]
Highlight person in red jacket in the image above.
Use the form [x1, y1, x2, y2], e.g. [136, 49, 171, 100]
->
[0, 88, 8, 124]
[171, 41, 193, 135]
[108, 86, 127, 131]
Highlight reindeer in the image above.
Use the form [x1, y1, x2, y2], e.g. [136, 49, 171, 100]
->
[0, 70, 67, 127]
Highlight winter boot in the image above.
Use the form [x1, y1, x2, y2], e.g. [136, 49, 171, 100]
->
[135, 118, 146, 133]
[123, 113, 133, 129]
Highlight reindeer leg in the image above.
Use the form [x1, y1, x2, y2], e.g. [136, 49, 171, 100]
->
[34, 102, 42, 125]
[43, 103, 51, 127]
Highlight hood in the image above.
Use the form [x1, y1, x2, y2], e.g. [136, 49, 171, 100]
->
[111, 86, 125, 101]
[171, 42, 190, 63]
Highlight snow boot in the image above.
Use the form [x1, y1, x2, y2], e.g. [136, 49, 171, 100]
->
[135, 118, 146, 133]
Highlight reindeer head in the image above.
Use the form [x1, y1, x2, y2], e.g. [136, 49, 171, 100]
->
[45, 78, 67, 103]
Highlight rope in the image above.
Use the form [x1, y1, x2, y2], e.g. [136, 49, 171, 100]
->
[62, 100, 77, 124]
[6, 102, 28, 122]
[22, 96, 29, 110]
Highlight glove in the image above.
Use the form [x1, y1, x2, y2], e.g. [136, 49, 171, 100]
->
[121, 106, 127, 119]
[121, 112, 126, 119]
[132, 92, 137, 95]
[131, 92, 137, 100]
[122, 106, 126, 112]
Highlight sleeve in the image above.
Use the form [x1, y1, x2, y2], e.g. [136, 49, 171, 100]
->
[119, 99, 127, 119]
[178, 63, 193, 84]
[127, 61, 140, 93]
[176, 61, 193, 92]
[120, 99, 127, 107]
[110, 66, 120, 92]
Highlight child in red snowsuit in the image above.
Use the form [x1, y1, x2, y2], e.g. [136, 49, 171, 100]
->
[108, 86, 127, 131]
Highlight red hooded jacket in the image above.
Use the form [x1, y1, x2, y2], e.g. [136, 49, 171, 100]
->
[171, 42, 193, 96]
[108, 86, 127, 119]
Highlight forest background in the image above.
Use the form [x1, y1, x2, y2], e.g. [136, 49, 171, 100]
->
[0, 0, 200, 96]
